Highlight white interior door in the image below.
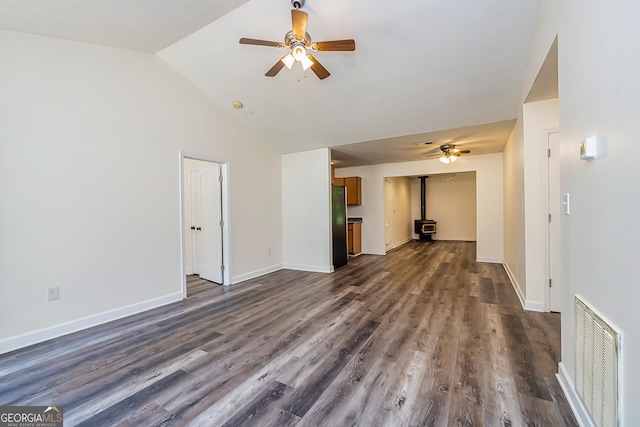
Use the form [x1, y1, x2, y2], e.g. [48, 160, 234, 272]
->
[199, 164, 223, 284]
[548, 132, 562, 312]
[384, 180, 393, 250]
[189, 169, 202, 274]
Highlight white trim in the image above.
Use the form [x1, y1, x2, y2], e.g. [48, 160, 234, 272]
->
[386, 237, 412, 252]
[557, 362, 595, 427]
[545, 129, 560, 313]
[503, 262, 525, 309]
[435, 235, 477, 242]
[477, 257, 503, 263]
[524, 300, 545, 312]
[282, 263, 333, 273]
[364, 251, 386, 256]
[231, 264, 283, 285]
[178, 152, 187, 298]
[503, 262, 545, 312]
[0, 292, 183, 355]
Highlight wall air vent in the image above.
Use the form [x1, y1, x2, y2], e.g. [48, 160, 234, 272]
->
[574, 295, 621, 427]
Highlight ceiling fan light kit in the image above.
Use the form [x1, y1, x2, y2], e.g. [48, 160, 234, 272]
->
[426, 143, 471, 163]
[239, 1, 355, 79]
[439, 154, 457, 164]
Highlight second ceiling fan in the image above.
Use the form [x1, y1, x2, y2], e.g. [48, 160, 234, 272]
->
[239, 0, 356, 80]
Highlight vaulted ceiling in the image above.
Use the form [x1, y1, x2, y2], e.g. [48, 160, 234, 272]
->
[0, 0, 543, 166]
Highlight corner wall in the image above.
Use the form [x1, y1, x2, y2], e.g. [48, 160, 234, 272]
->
[282, 148, 332, 272]
[383, 177, 413, 250]
[503, 0, 560, 310]
[502, 112, 526, 297]
[523, 99, 558, 309]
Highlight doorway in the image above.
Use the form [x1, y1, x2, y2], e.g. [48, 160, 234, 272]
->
[180, 153, 231, 298]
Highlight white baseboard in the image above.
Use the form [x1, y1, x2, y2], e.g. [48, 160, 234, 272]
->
[387, 237, 412, 251]
[524, 300, 545, 312]
[502, 262, 545, 312]
[231, 264, 283, 285]
[0, 292, 183, 355]
[476, 257, 503, 263]
[503, 262, 525, 309]
[557, 362, 595, 427]
[436, 235, 477, 242]
[282, 263, 333, 273]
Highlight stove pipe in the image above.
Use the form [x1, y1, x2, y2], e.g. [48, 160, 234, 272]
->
[419, 176, 428, 220]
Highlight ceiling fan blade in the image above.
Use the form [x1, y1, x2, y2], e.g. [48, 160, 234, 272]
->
[239, 38, 284, 48]
[307, 54, 330, 80]
[291, 9, 308, 39]
[424, 147, 443, 155]
[313, 39, 356, 51]
[454, 150, 471, 155]
[265, 57, 287, 77]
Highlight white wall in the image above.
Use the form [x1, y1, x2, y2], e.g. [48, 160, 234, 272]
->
[503, 0, 560, 310]
[0, 31, 283, 353]
[337, 153, 503, 261]
[282, 148, 332, 272]
[556, 0, 640, 423]
[383, 177, 413, 250]
[509, 0, 640, 423]
[410, 172, 477, 241]
[503, 112, 527, 299]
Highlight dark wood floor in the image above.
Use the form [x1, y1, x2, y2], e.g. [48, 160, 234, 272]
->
[0, 241, 577, 426]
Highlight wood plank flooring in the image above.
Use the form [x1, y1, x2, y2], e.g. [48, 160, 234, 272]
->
[0, 241, 578, 426]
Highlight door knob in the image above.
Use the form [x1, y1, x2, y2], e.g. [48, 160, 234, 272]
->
[196, 227, 202, 231]
[190, 226, 196, 230]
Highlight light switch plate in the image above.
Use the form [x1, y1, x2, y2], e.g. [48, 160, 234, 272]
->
[562, 193, 570, 215]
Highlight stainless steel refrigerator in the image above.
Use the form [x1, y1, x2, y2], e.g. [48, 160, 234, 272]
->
[332, 185, 348, 269]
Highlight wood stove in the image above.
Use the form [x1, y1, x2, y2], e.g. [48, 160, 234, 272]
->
[414, 176, 437, 241]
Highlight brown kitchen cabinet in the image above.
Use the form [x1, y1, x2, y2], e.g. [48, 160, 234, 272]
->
[348, 222, 362, 255]
[334, 176, 361, 205]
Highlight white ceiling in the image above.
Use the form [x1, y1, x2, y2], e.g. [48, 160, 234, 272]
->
[0, 0, 250, 52]
[330, 119, 516, 167]
[0, 0, 544, 167]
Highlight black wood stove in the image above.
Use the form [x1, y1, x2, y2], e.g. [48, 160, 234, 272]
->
[414, 176, 437, 241]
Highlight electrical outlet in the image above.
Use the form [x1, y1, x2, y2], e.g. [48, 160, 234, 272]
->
[268, 248, 272, 255]
[48, 287, 60, 301]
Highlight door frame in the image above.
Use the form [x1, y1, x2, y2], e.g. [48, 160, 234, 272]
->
[544, 129, 560, 312]
[179, 151, 231, 297]
[383, 179, 393, 252]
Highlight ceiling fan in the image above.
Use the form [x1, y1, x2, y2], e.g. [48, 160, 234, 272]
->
[239, 0, 356, 80]
[426, 144, 471, 164]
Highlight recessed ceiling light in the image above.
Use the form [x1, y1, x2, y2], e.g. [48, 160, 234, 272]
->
[232, 101, 244, 110]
